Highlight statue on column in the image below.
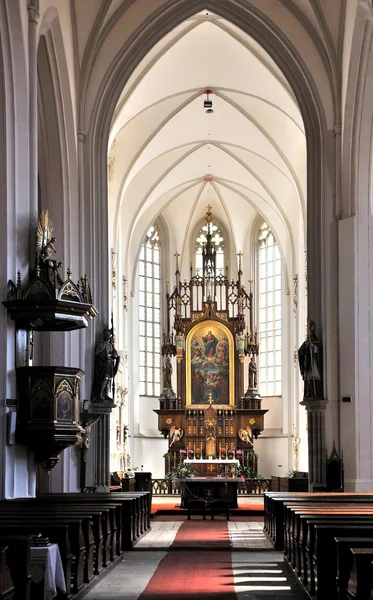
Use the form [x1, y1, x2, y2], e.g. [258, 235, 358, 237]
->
[248, 356, 258, 389]
[92, 328, 120, 402]
[298, 318, 323, 399]
[163, 357, 173, 390]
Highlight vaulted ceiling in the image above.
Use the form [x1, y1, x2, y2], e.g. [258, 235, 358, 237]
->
[107, 10, 305, 277]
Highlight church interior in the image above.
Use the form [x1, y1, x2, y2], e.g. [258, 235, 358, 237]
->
[2, 0, 373, 598]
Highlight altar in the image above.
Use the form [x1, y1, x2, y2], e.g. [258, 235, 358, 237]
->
[184, 458, 239, 478]
[155, 207, 267, 481]
[179, 477, 241, 508]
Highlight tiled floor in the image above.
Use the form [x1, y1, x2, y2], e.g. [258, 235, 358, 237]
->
[134, 519, 273, 549]
[84, 520, 308, 599]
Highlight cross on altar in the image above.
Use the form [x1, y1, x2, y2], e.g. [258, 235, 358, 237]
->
[207, 393, 213, 405]
[207, 464, 215, 472]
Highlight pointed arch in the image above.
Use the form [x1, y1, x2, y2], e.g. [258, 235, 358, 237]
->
[85, 0, 330, 338]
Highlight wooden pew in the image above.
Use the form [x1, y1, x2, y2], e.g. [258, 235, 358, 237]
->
[277, 500, 373, 599]
[282, 503, 373, 590]
[37, 491, 150, 549]
[310, 521, 373, 599]
[0, 491, 151, 599]
[335, 537, 373, 600]
[347, 548, 373, 600]
[0, 546, 14, 600]
[283, 503, 373, 572]
[264, 492, 373, 549]
[0, 535, 31, 600]
[0, 516, 79, 598]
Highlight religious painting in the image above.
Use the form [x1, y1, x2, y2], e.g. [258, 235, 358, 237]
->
[186, 321, 234, 406]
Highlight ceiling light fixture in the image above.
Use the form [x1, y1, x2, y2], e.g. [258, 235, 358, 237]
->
[204, 89, 214, 114]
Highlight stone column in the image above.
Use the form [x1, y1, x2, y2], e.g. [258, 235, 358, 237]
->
[28, 3, 39, 260]
[91, 403, 114, 491]
[301, 398, 328, 490]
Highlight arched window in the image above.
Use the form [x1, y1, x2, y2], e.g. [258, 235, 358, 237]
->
[195, 219, 225, 276]
[138, 225, 161, 396]
[258, 222, 282, 396]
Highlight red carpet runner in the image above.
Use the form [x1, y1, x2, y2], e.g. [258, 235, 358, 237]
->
[139, 521, 236, 599]
[171, 520, 231, 548]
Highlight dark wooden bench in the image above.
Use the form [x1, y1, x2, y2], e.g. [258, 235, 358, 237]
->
[0, 536, 31, 600]
[186, 499, 206, 519]
[264, 492, 373, 549]
[276, 500, 373, 599]
[0, 546, 14, 600]
[335, 537, 373, 600]
[347, 548, 373, 600]
[210, 499, 230, 520]
[38, 491, 150, 549]
[283, 504, 373, 590]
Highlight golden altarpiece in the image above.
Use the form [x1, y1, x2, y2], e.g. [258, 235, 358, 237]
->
[155, 207, 267, 477]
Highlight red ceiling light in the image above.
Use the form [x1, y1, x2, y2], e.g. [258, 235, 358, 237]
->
[204, 89, 214, 113]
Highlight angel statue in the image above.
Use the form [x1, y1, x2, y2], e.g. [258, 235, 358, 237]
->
[169, 426, 183, 447]
[36, 210, 62, 272]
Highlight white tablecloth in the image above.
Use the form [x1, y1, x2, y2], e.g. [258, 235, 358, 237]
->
[30, 544, 66, 600]
[184, 458, 239, 465]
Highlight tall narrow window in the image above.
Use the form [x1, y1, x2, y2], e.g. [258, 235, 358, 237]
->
[195, 220, 225, 275]
[138, 225, 161, 396]
[258, 222, 282, 396]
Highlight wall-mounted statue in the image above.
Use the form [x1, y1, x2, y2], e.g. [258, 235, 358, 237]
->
[163, 357, 173, 390]
[36, 210, 62, 278]
[238, 426, 254, 446]
[298, 318, 323, 399]
[248, 356, 257, 389]
[169, 426, 183, 447]
[92, 328, 120, 402]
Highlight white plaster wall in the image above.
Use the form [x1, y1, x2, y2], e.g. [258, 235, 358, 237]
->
[254, 435, 290, 478]
[132, 437, 168, 479]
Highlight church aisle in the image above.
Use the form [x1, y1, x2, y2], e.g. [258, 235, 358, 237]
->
[84, 521, 308, 599]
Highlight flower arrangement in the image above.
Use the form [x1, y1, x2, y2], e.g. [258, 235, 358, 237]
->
[236, 449, 243, 456]
[228, 449, 235, 455]
[179, 449, 187, 456]
[187, 449, 194, 456]
[195, 447, 201, 453]
[165, 463, 197, 479]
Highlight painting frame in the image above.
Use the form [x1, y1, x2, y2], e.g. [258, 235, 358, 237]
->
[186, 320, 235, 406]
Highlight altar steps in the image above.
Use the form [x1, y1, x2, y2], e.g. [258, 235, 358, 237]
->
[151, 497, 264, 517]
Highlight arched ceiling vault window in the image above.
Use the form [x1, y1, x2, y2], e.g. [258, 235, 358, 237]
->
[138, 225, 161, 396]
[258, 222, 282, 397]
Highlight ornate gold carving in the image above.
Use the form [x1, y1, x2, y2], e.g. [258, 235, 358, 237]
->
[123, 276, 128, 311]
[249, 418, 256, 425]
[206, 435, 216, 457]
[60, 281, 79, 299]
[111, 249, 117, 293]
[216, 312, 228, 321]
[293, 275, 298, 313]
[166, 417, 172, 425]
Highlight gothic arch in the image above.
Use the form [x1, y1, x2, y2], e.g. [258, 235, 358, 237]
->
[84, 0, 332, 336]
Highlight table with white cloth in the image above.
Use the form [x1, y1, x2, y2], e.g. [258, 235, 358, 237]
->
[30, 543, 66, 600]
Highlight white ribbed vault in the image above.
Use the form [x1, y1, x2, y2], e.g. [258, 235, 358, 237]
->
[108, 11, 306, 282]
